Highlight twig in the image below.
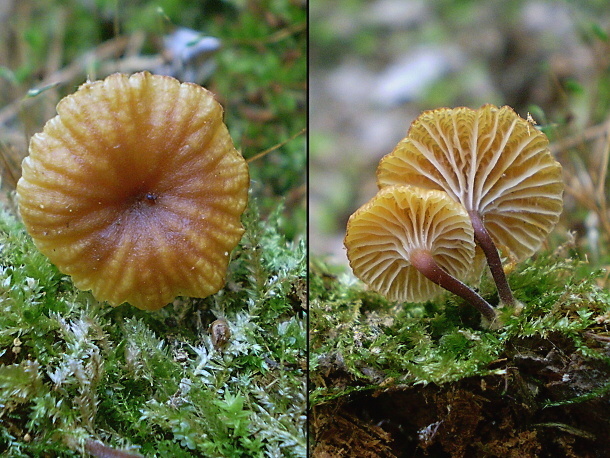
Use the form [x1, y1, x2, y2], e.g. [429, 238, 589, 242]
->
[247, 128, 306, 164]
[0, 140, 19, 188]
[596, 127, 610, 211]
[0, 36, 130, 126]
[231, 23, 306, 47]
[584, 331, 610, 343]
[549, 121, 610, 155]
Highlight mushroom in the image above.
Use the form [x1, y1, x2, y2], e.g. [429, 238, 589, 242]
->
[16, 72, 249, 311]
[377, 105, 563, 307]
[344, 185, 497, 324]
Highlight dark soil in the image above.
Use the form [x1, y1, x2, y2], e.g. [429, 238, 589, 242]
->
[312, 332, 610, 457]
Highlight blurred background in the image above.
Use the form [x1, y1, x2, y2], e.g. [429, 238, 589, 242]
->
[311, 0, 610, 279]
[0, 0, 306, 240]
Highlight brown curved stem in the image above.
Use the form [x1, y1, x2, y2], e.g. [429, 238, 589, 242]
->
[409, 248, 497, 323]
[468, 210, 516, 307]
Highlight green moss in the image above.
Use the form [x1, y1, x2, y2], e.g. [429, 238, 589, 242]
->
[310, 250, 610, 405]
[0, 201, 306, 457]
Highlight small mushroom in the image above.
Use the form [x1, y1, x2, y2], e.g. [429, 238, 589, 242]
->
[377, 105, 563, 307]
[17, 72, 249, 310]
[345, 185, 497, 323]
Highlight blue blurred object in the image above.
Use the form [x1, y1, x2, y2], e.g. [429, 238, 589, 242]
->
[158, 27, 221, 84]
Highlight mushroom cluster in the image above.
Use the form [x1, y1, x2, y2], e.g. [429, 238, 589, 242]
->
[17, 72, 249, 311]
[345, 105, 564, 326]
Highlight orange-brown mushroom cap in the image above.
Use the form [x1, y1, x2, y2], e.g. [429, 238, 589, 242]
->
[344, 185, 476, 303]
[377, 105, 563, 262]
[17, 72, 249, 310]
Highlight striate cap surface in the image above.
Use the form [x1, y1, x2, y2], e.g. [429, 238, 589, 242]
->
[17, 72, 249, 310]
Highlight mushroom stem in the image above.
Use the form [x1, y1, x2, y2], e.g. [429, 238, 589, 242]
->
[409, 248, 498, 323]
[468, 210, 516, 307]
